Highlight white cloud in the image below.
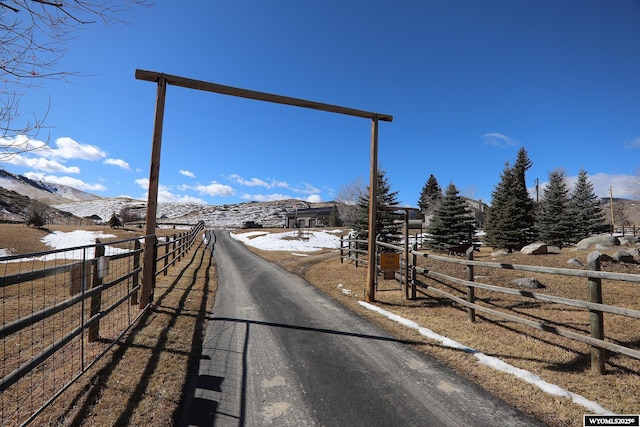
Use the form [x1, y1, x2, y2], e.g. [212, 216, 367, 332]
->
[0, 135, 48, 155]
[227, 174, 289, 189]
[481, 133, 519, 147]
[294, 182, 321, 195]
[588, 173, 637, 198]
[104, 158, 130, 170]
[24, 172, 107, 192]
[4, 154, 81, 173]
[158, 190, 206, 204]
[134, 178, 207, 204]
[180, 170, 196, 178]
[45, 137, 107, 161]
[0, 135, 108, 175]
[627, 137, 640, 148]
[135, 178, 149, 190]
[241, 193, 293, 202]
[534, 172, 638, 199]
[306, 194, 322, 203]
[194, 182, 235, 197]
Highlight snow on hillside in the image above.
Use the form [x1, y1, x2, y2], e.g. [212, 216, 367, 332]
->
[53, 198, 309, 227]
[0, 169, 101, 203]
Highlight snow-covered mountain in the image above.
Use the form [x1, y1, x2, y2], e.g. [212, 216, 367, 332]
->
[0, 170, 323, 227]
[0, 169, 102, 204]
[53, 198, 313, 228]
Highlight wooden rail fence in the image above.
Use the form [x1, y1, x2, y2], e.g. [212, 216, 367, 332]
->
[339, 235, 640, 374]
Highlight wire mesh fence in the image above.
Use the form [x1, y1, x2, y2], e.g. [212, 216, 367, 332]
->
[0, 234, 147, 426]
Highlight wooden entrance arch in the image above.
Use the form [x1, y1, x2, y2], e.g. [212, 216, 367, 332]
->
[135, 69, 392, 306]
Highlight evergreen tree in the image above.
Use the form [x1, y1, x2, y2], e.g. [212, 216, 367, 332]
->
[537, 170, 573, 247]
[418, 174, 442, 212]
[26, 211, 45, 228]
[426, 183, 474, 250]
[484, 149, 537, 252]
[353, 170, 400, 246]
[108, 212, 122, 229]
[568, 169, 606, 241]
[329, 204, 342, 227]
[484, 163, 519, 251]
[512, 147, 537, 243]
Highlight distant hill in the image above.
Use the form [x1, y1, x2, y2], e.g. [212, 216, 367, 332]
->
[0, 169, 102, 204]
[53, 198, 316, 228]
[0, 186, 83, 223]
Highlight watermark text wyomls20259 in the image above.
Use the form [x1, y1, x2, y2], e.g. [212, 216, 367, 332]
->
[584, 415, 640, 427]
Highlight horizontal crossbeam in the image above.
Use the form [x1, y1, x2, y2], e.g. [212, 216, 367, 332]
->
[135, 69, 393, 122]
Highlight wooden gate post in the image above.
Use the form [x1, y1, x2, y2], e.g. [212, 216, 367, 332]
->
[466, 246, 476, 323]
[140, 235, 157, 308]
[411, 242, 417, 300]
[587, 251, 605, 374]
[404, 212, 410, 300]
[365, 116, 379, 302]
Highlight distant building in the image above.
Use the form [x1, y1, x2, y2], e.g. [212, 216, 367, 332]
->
[285, 207, 333, 228]
[422, 198, 488, 230]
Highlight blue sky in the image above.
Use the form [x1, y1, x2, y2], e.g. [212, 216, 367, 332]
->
[1, 1, 640, 206]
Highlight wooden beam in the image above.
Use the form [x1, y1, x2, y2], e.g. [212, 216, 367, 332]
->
[140, 75, 167, 308]
[366, 116, 379, 302]
[135, 69, 393, 122]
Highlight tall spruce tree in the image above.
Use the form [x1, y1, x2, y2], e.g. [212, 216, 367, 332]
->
[426, 183, 474, 250]
[537, 169, 573, 247]
[484, 148, 537, 252]
[512, 147, 537, 242]
[353, 169, 400, 245]
[484, 163, 519, 251]
[568, 169, 606, 241]
[418, 174, 442, 212]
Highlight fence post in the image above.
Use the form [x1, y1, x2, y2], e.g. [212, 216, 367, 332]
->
[411, 242, 417, 300]
[354, 240, 358, 268]
[140, 234, 158, 308]
[131, 239, 140, 305]
[164, 238, 170, 276]
[173, 233, 178, 263]
[587, 251, 605, 374]
[404, 221, 410, 300]
[88, 241, 105, 342]
[340, 235, 344, 264]
[466, 246, 476, 323]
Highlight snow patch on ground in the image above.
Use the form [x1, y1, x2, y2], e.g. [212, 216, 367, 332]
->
[358, 301, 612, 415]
[230, 229, 341, 252]
[1, 230, 130, 262]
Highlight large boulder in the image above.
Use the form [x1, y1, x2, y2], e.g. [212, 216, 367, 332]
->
[613, 250, 636, 264]
[576, 235, 620, 250]
[618, 236, 639, 246]
[521, 243, 548, 255]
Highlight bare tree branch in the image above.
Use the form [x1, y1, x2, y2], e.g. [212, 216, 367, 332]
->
[0, 0, 149, 156]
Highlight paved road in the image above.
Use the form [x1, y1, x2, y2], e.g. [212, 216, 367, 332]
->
[181, 230, 541, 427]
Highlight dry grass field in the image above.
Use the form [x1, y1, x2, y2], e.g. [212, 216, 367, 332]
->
[2, 224, 639, 427]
